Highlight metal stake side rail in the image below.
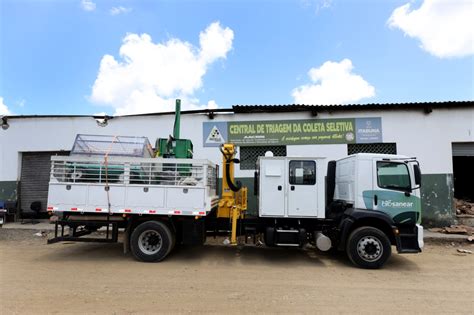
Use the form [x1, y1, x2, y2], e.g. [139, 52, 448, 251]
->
[47, 155, 218, 244]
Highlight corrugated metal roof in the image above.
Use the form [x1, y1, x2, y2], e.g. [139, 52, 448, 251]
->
[2, 108, 233, 119]
[2, 101, 472, 119]
[232, 101, 474, 113]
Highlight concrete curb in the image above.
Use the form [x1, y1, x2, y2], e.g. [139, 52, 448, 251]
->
[423, 230, 471, 243]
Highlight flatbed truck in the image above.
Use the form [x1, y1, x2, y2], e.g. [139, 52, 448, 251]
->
[47, 142, 423, 269]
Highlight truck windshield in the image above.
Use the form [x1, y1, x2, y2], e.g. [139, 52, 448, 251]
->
[377, 162, 411, 191]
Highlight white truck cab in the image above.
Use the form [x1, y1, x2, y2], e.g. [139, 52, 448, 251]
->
[335, 153, 422, 225]
[256, 153, 423, 268]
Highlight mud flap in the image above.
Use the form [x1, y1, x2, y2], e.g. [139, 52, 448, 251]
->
[123, 219, 132, 254]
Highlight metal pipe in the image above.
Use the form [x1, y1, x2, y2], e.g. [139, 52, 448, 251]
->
[231, 206, 239, 245]
[173, 99, 181, 139]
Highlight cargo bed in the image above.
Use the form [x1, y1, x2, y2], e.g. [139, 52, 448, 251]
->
[47, 156, 218, 216]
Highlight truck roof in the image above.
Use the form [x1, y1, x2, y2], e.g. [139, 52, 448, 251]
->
[344, 153, 415, 160]
[258, 156, 326, 160]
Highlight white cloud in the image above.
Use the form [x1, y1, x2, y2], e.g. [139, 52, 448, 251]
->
[388, 0, 474, 58]
[17, 99, 26, 108]
[81, 0, 96, 11]
[110, 6, 132, 16]
[291, 59, 375, 105]
[206, 100, 218, 110]
[0, 97, 12, 115]
[301, 0, 333, 13]
[316, 0, 333, 11]
[93, 112, 108, 116]
[90, 22, 233, 115]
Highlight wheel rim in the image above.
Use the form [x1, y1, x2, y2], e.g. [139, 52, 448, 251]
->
[138, 230, 163, 255]
[357, 236, 383, 262]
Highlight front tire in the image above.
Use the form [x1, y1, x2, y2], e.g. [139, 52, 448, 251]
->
[131, 221, 174, 262]
[346, 226, 391, 269]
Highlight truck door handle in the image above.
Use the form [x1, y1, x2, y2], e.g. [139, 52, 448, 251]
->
[291, 186, 295, 191]
[374, 194, 378, 206]
[277, 185, 282, 191]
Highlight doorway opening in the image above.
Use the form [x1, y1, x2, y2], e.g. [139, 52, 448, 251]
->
[452, 143, 474, 216]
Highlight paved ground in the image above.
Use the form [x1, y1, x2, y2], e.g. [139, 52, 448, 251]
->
[0, 229, 473, 314]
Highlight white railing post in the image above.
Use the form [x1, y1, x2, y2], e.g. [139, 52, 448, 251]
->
[124, 162, 130, 184]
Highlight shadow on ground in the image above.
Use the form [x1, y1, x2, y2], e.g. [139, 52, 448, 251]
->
[37, 240, 420, 271]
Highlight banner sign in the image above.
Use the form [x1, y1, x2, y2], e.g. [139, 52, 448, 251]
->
[203, 117, 382, 147]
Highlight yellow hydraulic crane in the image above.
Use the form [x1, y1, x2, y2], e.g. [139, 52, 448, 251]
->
[217, 143, 247, 245]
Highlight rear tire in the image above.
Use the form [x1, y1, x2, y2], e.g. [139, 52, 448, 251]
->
[264, 227, 275, 247]
[346, 226, 391, 269]
[130, 221, 174, 262]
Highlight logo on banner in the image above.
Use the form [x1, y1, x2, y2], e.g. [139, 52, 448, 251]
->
[206, 125, 225, 144]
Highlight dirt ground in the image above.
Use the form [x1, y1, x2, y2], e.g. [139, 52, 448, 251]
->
[1, 229, 473, 314]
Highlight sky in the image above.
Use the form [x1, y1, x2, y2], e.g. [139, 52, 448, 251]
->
[0, 0, 473, 116]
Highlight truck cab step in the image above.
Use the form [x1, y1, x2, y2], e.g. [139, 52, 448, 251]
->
[275, 243, 300, 247]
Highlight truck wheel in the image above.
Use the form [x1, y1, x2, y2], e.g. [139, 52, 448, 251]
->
[346, 226, 391, 269]
[130, 221, 174, 262]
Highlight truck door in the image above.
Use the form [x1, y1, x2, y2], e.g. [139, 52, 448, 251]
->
[259, 159, 286, 217]
[288, 160, 318, 217]
[369, 160, 420, 224]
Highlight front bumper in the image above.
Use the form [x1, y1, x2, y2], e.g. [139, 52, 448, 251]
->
[416, 224, 424, 250]
[0, 209, 7, 226]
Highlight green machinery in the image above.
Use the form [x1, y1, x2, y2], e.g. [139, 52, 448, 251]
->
[155, 99, 193, 159]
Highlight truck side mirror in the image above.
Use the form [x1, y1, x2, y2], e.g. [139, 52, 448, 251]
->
[413, 164, 422, 189]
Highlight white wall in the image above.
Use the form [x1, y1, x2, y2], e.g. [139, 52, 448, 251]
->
[376, 108, 473, 174]
[1, 107, 473, 181]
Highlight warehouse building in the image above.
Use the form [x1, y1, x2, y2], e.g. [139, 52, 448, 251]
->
[0, 101, 473, 227]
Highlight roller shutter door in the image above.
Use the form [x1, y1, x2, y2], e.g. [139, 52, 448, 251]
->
[452, 143, 474, 156]
[20, 151, 68, 213]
